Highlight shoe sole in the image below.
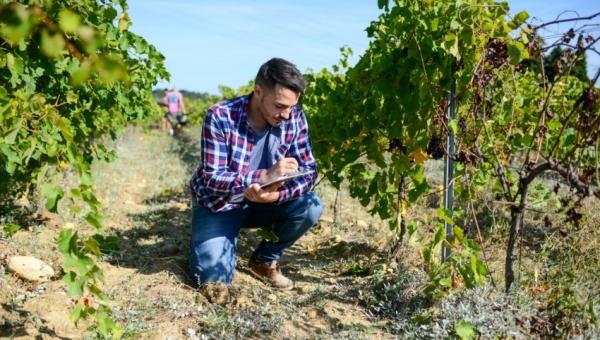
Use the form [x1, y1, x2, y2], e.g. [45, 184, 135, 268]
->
[248, 266, 294, 291]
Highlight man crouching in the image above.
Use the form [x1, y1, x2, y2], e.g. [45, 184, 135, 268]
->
[188, 58, 322, 290]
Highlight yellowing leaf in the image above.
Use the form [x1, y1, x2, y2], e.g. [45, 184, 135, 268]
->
[410, 148, 430, 164]
[118, 13, 130, 32]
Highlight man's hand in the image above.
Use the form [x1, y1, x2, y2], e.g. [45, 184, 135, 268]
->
[261, 157, 298, 185]
[243, 182, 283, 203]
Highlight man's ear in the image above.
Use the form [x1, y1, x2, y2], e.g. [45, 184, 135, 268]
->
[254, 84, 262, 98]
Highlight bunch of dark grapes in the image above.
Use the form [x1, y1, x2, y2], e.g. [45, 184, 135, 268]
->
[427, 135, 445, 160]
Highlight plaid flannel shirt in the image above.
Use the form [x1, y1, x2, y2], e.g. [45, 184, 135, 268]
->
[189, 93, 318, 213]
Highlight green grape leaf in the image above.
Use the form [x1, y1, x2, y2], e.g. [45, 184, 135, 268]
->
[70, 204, 83, 214]
[455, 320, 478, 340]
[62, 271, 88, 297]
[511, 10, 529, 28]
[82, 236, 101, 258]
[85, 211, 105, 231]
[439, 277, 452, 287]
[4, 118, 22, 144]
[63, 252, 95, 277]
[70, 62, 92, 87]
[57, 226, 78, 254]
[408, 180, 429, 203]
[96, 306, 123, 339]
[377, 0, 389, 10]
[91, 235, 119, 253]
[41, 182, 64, 213]
[436, 208, 454, 225]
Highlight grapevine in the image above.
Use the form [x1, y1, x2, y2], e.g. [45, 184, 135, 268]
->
[0, 0, 168, 337]
[301, 0, 600, 292]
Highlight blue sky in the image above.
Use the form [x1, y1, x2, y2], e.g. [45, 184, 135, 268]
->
[127, 0, 600, 94]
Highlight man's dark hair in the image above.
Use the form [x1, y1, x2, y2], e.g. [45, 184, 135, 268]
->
[255, 58, 307, 94]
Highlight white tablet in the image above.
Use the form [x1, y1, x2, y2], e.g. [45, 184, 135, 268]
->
[229, 169, 314, 203]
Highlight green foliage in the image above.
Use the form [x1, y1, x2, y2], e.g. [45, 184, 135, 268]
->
[256, 223, 279, 242]
[343, 263, 371, 277]
[59, 227, 123, 338]
[301, 0, 501, 220]
[0, 0, 168, 198]
[0, 0, 168, 336]
[409, 210, 487, 297]
[91, 234, 119, 253]
[183, 95, 221, 125]
[1, 223, 20, 237]
[454, 320, 478, 340]
[218, 80, 255, 100]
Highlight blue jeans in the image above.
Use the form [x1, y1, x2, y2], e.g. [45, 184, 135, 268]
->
[189, 191, 323, 286]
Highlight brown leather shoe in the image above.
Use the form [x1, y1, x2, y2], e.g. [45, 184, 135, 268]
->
[248, 257, 294, 291]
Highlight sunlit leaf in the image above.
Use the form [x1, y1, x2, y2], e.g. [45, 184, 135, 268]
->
[410, 148, 430, 164]
[455, 320, 478, 340]
[58, 9, 81, 34]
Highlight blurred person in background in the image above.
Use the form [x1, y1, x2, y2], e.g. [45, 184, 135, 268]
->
[163, 87, 187, 135]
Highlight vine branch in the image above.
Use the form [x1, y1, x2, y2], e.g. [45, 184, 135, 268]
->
[534, 11, 600, 30]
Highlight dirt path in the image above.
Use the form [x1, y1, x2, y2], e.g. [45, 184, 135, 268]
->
[1, 129, 401, 339]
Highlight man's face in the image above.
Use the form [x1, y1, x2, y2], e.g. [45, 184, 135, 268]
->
[255, 84, 299, 127]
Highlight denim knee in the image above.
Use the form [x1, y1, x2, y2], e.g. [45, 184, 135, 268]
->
[188, 205, 244, 286]
[290, 191, 323, 225]
[189, 236, 237, 285]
